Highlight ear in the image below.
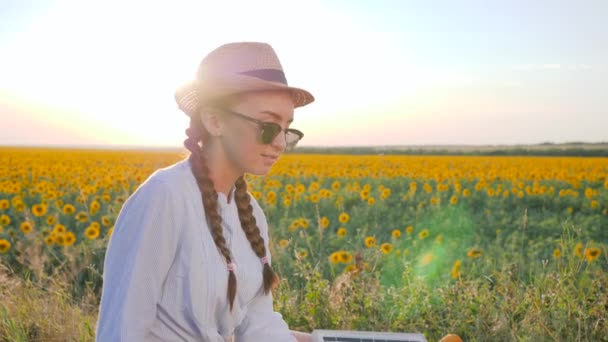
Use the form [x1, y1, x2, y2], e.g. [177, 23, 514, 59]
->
[198, 107, 225, 137]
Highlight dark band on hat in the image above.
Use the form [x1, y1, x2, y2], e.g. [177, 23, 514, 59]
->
[239, 69, 288, 85]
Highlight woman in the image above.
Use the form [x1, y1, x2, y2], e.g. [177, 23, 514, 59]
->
[96, 42, 314, 341]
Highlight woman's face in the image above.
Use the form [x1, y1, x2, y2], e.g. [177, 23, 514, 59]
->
[216, 90, 296, 176]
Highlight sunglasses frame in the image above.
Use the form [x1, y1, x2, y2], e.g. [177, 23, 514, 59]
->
[220, 109, 304, 149]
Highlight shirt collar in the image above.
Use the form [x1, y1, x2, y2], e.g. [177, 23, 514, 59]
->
[217, 184, 236, 205]
[226, 185, 236, 204]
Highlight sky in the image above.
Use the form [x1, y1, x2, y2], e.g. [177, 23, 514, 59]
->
[0, 0, 607, 147]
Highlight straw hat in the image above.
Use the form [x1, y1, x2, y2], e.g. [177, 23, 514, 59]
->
[175, 42, 314, 117]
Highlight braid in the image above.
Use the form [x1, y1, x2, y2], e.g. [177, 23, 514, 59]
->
[234, 176, 279, 294]
[183, 116, 237, 311]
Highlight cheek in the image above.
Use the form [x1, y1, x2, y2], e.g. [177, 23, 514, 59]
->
[225, 131, 261, 167]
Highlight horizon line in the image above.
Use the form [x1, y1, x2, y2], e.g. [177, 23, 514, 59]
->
[1, 141, 607, 150]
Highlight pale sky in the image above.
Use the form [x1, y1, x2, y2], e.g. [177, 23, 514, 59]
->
[1, 0, 607, 147]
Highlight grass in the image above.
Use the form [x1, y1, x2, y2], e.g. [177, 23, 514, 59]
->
[1, 221, 606, 342]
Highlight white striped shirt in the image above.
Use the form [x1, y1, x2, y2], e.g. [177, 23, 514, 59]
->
[95, 156, 296, 342]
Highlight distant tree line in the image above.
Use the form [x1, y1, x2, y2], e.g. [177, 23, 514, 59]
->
[291, 147, 608, 157]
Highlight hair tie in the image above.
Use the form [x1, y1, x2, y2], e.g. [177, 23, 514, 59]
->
[261, 256, 269, 265]
[227, 262, 236, 272]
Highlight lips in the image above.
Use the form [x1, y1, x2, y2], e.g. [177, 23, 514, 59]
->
[261, 154, 279, 163]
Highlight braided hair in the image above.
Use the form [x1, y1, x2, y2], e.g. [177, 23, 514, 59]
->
[183, 99, 279, 311]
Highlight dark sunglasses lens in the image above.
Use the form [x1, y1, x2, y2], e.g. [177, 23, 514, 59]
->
[261, 123, 282, 144]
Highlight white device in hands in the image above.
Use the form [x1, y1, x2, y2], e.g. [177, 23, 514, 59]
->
[311, 329, 428, 342]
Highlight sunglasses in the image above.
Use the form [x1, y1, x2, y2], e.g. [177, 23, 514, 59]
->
[220, 109, 304, 149]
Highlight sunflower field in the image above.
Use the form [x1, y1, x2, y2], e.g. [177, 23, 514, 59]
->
[0, 147, 607, 341]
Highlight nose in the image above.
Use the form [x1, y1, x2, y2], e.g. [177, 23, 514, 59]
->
[270, 129, 287, 152]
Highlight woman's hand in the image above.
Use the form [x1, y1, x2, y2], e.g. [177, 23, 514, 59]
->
[291, 330, 313, 342]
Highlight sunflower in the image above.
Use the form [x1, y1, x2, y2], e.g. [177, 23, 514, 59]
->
[380, 243, 393, 254]
[405, 226, 414, 234]
[296, 249, 308, 259]
[337, 227, 347, 237]
[284, 184, 295, 194]
[467, 248, 483, 259]
[63, 232, 76, 246]
[380, 188, 391, 200]
[295, 184, 306, 194]
[309, 193, 319, 203]
[0, 199, 10, 210]
[90, 200, 101, 212]
[450, 196, 458, 205]
[418, 229, 429, 240]
[20, 221, 33, 234]
[391, 229, 401, 239]
[53, 224, 67, 234]
[76, 211, 89, 223]
[590, 200, 599, 209]
[338, 212, 350, 224]
[0, 214, 10, 226]
[32, 203, 47, 217]
[331, 181, 341, 191]
[0, 239, 10, 253]
[367, 197, 375, 206]
[574, 243, 583, 259]
[265, 191, 276, 201]
[320, 217, 329, 229]
[320, 189, 332, 198]
[278, 239, 290, 248]
[63, 204, 76, 215]
[451, 260, 462, 279]
[329, 252, 341, 264]
[85, 226, 100, 240]
[101, 216, 112, 227]
[339, 251, 352, 263]
[553, 249, 561, 259]
[584, 247, 601, 262]
[288, 220, 300, 232]
[55, 233, 66, 246]
[344, 264, 357, 273]
[299, 218, 309, 229]
[46, 215, 56, 226]
[44, 236, 55, 246]
[364, 236, 377, 248]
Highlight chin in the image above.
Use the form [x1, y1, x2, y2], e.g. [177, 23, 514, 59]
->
[247, 165, 273, 176]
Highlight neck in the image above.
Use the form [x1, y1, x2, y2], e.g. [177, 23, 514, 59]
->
[201, 143, 242, 197]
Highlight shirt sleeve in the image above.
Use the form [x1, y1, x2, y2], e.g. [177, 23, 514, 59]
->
[233, 194, 297, 342]
[95, 178, 180, 342]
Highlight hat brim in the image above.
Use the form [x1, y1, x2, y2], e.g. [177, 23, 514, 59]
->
[175, 76, 314, 117]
